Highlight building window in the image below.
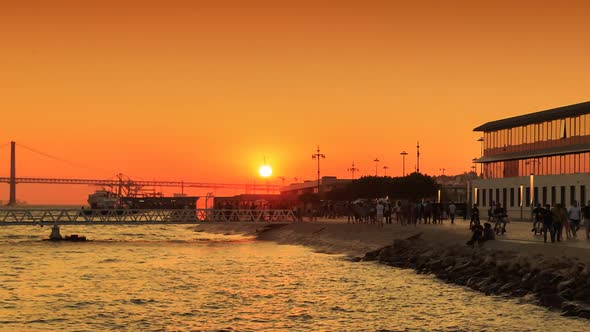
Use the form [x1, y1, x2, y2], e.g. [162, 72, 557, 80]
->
[482, 189, 487, 207]
[489, 189, 493, 207]
[571, 186, 576, 205]
[542, 187, 547, 206]
[502, 188, 507, 210]
[526, 187, 531, 207]
[534, 187, 539, 206]
[551, 186, 556, 205]
[582, 185, 586, 206]
[561, 186, 566, 206]
[510, 188, 515, 207]
[495, 189, 500, 205]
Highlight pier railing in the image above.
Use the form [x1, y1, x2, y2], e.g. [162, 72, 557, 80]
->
[0, 208, 298, 226]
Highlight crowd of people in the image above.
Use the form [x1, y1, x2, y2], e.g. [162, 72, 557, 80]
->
[466, 203, 504, 246]
[469, 202, 509, 235]
[530, 200, 590, 243]
[346, 199, 460, 227]
[216, 196, 590, 245]
[467, 199, 590, 244]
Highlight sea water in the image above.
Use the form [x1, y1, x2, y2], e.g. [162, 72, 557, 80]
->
[0, 225, 588, 331]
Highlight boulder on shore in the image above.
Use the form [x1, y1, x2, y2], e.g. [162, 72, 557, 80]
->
[363, 238, 590, 319]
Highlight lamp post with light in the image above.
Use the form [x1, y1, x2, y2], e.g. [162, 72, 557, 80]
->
[530, 173, 535, 222]
[477, 137, 484, 176]
[347, 161, 359, 180]
[416, 141, 420, 173]
[373, 158, 380, 176]
[400, 151, 408, 176]
[312, 146, 325, 194]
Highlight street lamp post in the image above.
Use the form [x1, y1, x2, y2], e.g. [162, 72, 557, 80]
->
[478, 136, 484, 156]
[312, 146, 326, 194]
[477, 137, 484, 176]
[530, 173, 535, 222]
[383, 166, 389, 176]
[416, 141, 420, 173]
[439, 168, 446, 175]
[400, 151, 408, 176]
[347, 161, 359, 179]
[373, 158, 380, 176]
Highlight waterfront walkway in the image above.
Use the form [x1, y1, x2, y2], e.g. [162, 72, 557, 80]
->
[292, 217, 590, 259]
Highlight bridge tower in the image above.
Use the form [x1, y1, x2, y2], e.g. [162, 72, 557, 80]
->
[8, 141, 16, 205]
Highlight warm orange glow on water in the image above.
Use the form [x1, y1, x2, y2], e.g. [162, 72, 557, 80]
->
[1, 1, 590, 203]
[1, 226, 589, 330]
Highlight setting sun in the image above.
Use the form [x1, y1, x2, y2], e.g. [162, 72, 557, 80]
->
[259, 165, 272, 178]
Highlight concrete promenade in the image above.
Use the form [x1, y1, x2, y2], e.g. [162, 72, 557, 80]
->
[295, 216, 590, 259]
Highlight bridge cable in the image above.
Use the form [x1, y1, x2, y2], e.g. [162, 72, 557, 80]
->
[16, 143, 116, 174]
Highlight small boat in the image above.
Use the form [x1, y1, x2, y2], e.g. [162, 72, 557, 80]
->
[45, 234, 87, 242]
[64, 234, 87, 242]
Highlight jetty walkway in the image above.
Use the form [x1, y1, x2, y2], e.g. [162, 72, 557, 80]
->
[0, 208, 297, 226]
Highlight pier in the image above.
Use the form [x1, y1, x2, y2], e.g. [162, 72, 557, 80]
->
[0, 208, 297, 226]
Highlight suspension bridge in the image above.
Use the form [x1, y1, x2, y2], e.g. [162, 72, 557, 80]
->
[0, 141, 282, 205]
[0, 141, 296, 240]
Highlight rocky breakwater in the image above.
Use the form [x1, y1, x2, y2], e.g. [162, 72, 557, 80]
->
[362, 235, 590, 319]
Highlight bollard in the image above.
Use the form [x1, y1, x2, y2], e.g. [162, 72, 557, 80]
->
[49, 224, 62, 241]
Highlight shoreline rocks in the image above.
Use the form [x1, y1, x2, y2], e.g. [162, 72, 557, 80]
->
[362, 236, 590, 319]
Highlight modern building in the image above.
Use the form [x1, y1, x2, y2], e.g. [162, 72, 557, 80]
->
[472, 101, 590, 219]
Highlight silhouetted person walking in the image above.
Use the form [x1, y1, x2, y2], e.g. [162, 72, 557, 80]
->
[448, 202, 456, 224]
[542, 204, 554, 243]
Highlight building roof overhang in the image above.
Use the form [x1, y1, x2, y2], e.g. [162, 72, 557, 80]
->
[473, 101, 590, 132]
[474, 143, 590, 163]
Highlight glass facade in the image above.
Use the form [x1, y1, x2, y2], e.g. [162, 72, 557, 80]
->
[475, 105, 590, 212]
[483, 152, 590, 179]
[483, 114, 590, 156]
[481, 114, 590, 179]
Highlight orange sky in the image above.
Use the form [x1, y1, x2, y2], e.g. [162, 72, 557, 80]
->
[1, 0, 590, 204]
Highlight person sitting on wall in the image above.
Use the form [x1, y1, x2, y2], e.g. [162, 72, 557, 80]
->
[466, 224, 483, 247]
[467, 222, 495, 247]
[482, 222, 495, 241]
